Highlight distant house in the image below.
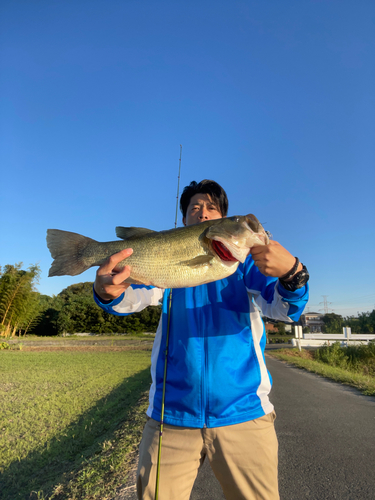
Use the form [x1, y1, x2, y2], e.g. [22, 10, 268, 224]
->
[264, 322, 278, 333]
[264, 322, 292, 333]
[301, 312, 324, 332]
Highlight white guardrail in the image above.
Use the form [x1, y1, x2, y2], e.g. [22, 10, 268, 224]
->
[291, 326, 375, 349]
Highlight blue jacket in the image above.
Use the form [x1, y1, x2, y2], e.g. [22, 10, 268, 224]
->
[94, 256, 308, 428]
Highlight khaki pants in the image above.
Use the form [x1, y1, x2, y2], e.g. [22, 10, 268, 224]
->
[137, 412, 279, 500]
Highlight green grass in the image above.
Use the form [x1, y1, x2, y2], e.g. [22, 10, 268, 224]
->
[266, 334, 293, 344]
[268, 345, 375, 396]
[48, 392, 150, 500]
[0, 349, 152, 499]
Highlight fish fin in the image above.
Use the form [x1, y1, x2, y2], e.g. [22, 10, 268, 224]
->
[124, 277, 150, 285]
[115, 226, 157, 240]
[183, 255, 214, 268]
[47, 229, 96, 276]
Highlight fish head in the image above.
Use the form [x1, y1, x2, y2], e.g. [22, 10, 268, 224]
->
[205, 214, 269, 264]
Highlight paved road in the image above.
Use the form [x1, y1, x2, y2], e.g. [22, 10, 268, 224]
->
[117, 355, 375, 499]
[269, 356, 375, 499]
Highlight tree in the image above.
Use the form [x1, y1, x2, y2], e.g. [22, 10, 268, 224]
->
[343, 310, 375, 334]
[56, 294, 115, 334]
[30, 294, 64, 336]
[343, 316, 360, 333]
[357, 312, 374, 333]
[58, 282, 94, 301]
[369, 309, 375, 333]
[322, 313, 343, 333]
[23, 281, 163, 336]
[0, 264, 42, 337]
[275, 322, 286, 335]
[42, 282, 162, 335]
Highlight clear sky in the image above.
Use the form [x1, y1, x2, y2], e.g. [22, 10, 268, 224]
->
[1, 0, 374, 317]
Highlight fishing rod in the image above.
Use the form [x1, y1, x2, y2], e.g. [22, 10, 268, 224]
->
[155, 144, 182, 499]
[174, 146, 182, 228]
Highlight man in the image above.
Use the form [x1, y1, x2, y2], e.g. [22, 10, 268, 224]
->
[94, 180, 309, 500]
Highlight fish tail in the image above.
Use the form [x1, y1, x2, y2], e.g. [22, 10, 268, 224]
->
[46, 229, 97, 277]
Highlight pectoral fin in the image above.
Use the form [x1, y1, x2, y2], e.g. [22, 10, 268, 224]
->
[124, 277, 151, 285]
[183, 255, 214, 268]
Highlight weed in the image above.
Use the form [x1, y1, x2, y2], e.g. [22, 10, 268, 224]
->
[314, 341, 375, 376]
[314, 342, 349, 369]
[0, 342, 23, 350]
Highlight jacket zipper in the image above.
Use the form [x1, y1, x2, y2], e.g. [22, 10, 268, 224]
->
[197, 286, 208, 428]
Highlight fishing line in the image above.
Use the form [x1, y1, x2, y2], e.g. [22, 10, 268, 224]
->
[155, 144, 182, 499]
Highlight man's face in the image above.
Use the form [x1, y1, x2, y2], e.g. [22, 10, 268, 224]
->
[183, 193, 223, 226]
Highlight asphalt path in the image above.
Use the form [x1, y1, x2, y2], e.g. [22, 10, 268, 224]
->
[117, 354, 375, 500]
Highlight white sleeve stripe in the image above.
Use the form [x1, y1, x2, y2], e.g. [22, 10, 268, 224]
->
[112, 287, 164, 314]
[247, 286, 292, 323]
[249, 298, 274, 414]
[147, 316, 163, 418]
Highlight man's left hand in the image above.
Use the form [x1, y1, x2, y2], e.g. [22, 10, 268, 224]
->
[250, 241, 302, 279]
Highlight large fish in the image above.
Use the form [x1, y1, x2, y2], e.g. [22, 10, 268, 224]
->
[46, 214, 269, 289]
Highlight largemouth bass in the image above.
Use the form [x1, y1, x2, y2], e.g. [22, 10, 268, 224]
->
[47, 214, 269, 289]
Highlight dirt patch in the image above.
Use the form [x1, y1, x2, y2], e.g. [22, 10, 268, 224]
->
[269, 348, 314, 360]
[21, 345, 153, 352]
[113, 453, 138, 500]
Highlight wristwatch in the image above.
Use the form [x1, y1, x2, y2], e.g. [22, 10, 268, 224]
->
[279, 264, 309, 291]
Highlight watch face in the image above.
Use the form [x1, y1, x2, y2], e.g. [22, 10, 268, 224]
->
[280, 266, 309, 291]
[295, 267, 309, 288]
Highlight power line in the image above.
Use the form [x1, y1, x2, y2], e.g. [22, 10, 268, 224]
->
[328, 294, 375, 305]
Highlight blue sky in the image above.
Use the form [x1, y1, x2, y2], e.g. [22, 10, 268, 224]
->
[1, 0, 374, 317]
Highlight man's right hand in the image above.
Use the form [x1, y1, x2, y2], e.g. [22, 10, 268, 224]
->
[94, 248, 133, 302]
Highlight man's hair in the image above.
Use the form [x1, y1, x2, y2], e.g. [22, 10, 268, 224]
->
[180, 179, 229, 218]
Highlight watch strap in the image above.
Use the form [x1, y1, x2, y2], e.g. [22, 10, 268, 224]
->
[280, 257, 299, 281]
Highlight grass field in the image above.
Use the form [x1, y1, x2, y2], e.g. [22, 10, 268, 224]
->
[0, 346, 152, 499]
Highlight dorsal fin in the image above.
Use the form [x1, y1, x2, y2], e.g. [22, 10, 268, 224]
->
[115, 226, 157, 240]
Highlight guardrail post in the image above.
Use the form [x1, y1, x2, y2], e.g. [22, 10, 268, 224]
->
[294, 325, 303, 339]
[294, 325, 299, 339]
[294, 326, 302, 351]
[343, 327, 351, 345]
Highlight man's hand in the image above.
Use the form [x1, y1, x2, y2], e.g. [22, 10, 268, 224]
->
[94, 248, 133, 302]
[250, 241, 302, 279]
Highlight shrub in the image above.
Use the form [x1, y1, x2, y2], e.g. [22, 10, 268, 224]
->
[314, 342, 348, 369]
[314, 341, 375, 375]
[268, 337, 290, 344]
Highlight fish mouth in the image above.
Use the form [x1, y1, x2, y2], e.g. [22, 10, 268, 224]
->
[211, 240, 238, 262]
